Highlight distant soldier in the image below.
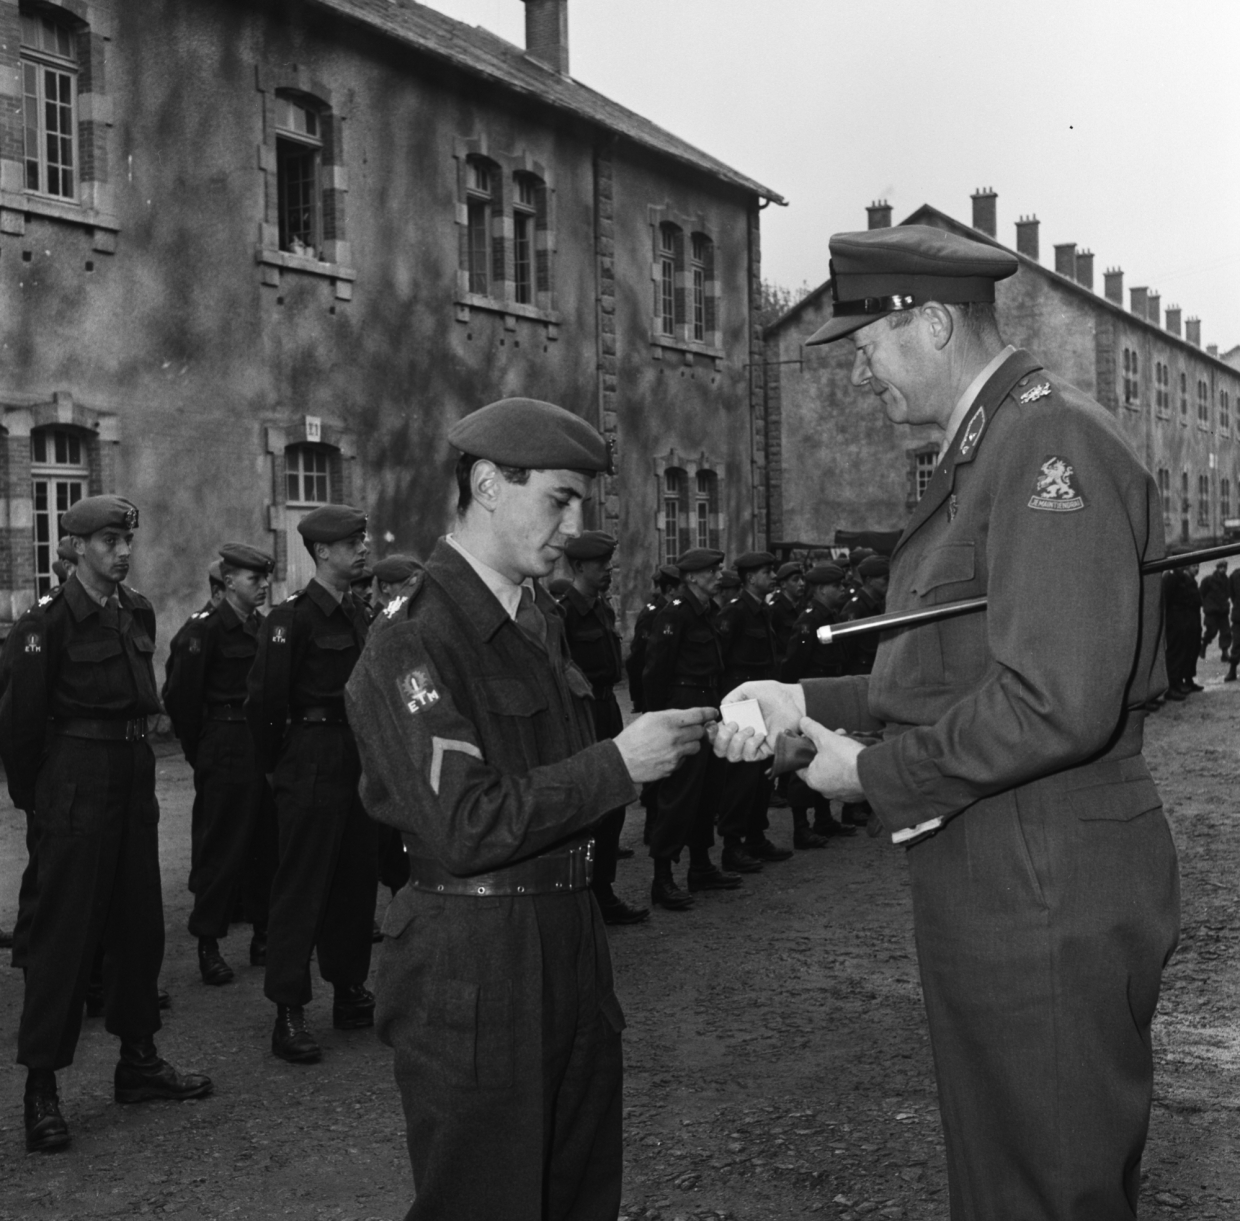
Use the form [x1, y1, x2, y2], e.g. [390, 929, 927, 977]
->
[560, 531, 649, 925]
[845, 547, 874, 594]
[642, 548, 738, 909]
[625, 565, 681, 715]
[839, 555, 889, 676]
[0, 496, 211, 1153]
[246, 505, 377, 1063]
[770, 562, 806, 656]
[1163, 563, 1202, 699]
[546, 576, 575, 603]
[350, 565, 376, 622]
[164, 544, 276, 984]
[372, 554, 422, 612]
[715, 552, 791, 871]
[1200, 560, 1230, 661]
[715, 568, 741, 611]
[51, 535, 77, 586]
[1226, 565, 1240, 682]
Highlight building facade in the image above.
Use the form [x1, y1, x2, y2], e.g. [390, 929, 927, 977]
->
[765, 193, 1240, 549]
[0, 0, 781, 647]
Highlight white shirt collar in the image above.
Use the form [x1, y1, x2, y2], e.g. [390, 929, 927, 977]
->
[444, 533, 533, 622]
[939, 345, 1015, 460]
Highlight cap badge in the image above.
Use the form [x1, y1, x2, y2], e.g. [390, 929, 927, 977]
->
[397, 666, 439, 714]
[1028, 457, 1085, 513]
[958, 406, 986, 458]
[1019, 382, 1052, 405]
[24, 632, 41, 654]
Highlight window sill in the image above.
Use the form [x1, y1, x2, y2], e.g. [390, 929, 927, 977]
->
[649, 333, 725, 366]
[456, 294, 561, 328]
[257, 246, 356, 282]
[0, 191, 119, 246]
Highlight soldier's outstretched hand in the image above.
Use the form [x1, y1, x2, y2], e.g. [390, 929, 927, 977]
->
[713, 680, 805, 761]
[614, 707, 717, 784]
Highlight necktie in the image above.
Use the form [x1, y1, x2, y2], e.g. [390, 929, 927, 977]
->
[516, 585, 546, 646]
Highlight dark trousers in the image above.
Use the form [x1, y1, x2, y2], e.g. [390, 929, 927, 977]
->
[376, 887, 623, 1220]
[908, 762, 1179, 1218]
[11, 808, 38, 969]
[18, 736, 164, 1070]
[264, 725, 378, 1007]
[1165, 617, 1202, 686]
[716, 760, 772, 844]
[649, 685, 720, 861]
[587, 690, 627, 896]
[188, 721, 274, 940]
[1202, 611, 1231, 656]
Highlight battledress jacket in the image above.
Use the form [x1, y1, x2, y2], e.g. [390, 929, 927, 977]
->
[801, 349, 1168, 834]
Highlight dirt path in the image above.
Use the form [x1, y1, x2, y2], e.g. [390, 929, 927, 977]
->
[1, 659, 1238, 1219]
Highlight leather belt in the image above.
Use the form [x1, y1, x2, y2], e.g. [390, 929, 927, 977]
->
[292, 705, 348, 726]
[54, 717, 148, 742]
[207, 703, 246, 722]
[407, 840, 594, 897]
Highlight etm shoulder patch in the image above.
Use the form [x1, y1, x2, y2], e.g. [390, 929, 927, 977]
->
[397, 666, 439, 714]
[1028, 456, 1085, 512]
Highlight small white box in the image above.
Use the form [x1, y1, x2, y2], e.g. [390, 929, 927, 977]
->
[719, 698, 768, 740]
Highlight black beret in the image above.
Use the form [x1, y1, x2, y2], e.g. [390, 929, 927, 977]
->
[776, 562, 802, 581]
[61, 495, 139, 535]
[547, 577, 574, 598]
[219, 542, 275, 573]
[657, 564, 681, 583]
[676, 548, 725, 573]
[207, 560, 224, 586]
[806, 563, 846, 585]
[56, 536, 77, 563]
[449, 398, 612, 474]
[858, 555, 890, 579]
[718, 569, 741, 589]
[563, 531, 617, 561]
[352, 568, 374, 583]
[373, 554, 421, 584]
[297, 504, 367, 544]
[808, 225, 1020, 345]
[51, 559, 68, 582]
[848, 548, 874, 566]
[733, 550, 776, 573]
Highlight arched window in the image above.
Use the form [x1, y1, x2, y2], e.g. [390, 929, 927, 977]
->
[31, 426, 88, 595]
[694, 470, 719, 550]
[513, 172, 540, 305]
[275, 92, 326, 257]
[464, 156, 498, 296]
[20, 7, 79, 201]
[690, 234, 715, 343]
[656, 223, 683, 337]
[661, 466, 686, 564]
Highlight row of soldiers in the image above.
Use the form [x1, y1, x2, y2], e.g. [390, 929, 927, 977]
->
[1162, 558, 1240, 699]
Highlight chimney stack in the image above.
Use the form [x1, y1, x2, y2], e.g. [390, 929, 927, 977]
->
[1075, 249, 1094, 291]
[1015, 215, 1040, 261]
[1186, 317, 1202, 347]
[1054, 243, 1077, 279]
[866, 200, 892, 229]
[971, 188, 997, 237]
[1130, 286, 1148, 319]
[1165, 306, 1182, 336]
[1104, 268, 1124, 305]
[1147, 292, 1161, 327]
[1208, 344, 1219, 358]
[522, 0, 569, 75]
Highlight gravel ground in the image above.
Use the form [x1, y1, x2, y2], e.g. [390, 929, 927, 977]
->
[1, 658, 1239, 1220]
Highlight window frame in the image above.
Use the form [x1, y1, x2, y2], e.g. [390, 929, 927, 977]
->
[648, 207, 723, 361]
[20, 11, 79, 204]
[285, 443, 333, 507]
[30, 425, 89, 597]
[274, 94, 323, 259]
[1198, 472, 1211, 527]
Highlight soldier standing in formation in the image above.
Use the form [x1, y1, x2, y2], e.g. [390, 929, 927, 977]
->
[1199, 560, 1230, 661]
[770, 561, 806, 657]
[246, 505, 377, 1063]
[839, 554, 889, 675]
[0, 496, 211, 1153]
[163, 544, 277, 984]
[1163, 561, 1203, 699]
[642, 548, 739, 910]
[560, 531, 650, 925]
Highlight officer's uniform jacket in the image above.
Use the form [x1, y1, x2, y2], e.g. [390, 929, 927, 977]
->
[163, 598, 260, 765]
[781, 601, 845, 682]
[770, 591, 802, 656]
[0, 575, 160, 809]
[715, 588, 778, 689]
[624, 593, 666, 712]
[641, 586, 723, 711]
[245, 578, 369, 773]
[802, 349, 1169, 835]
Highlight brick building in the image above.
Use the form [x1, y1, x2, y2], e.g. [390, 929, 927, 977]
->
[764, 193, 1240, 549]
[0, 0, 782, 646]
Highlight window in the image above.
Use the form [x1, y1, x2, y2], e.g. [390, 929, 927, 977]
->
[657, 223, 682, 337]
[1198, 379, 1210, 427]
[286, 444, 330, 505]
[1154, 361, 1170, 415]
[1181, 471, 1190, 542]
[512, 173, 538, 305]
[1222, 390, 1231, 434]
[31, 427, 88, 596]
[1157, 468, 1172, 521]
[1198, 473, 1211, 527]
[662, 467, 686, 564]
[916, 451, 937, 500]
[1222, 477, 1231, 521]
[465, 157, 496, 297]
[275, 94, 323, 257]
[1122, 347, 1138, 407]
[694, 471, 720, 550]
[21, 9, 78, 201]
[690, 234, 715, 343]
[1180, 371, 1188, 422]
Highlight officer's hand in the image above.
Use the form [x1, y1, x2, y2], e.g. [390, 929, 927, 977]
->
[712, 721, 773, 764]
[796, 716, 866, 801]
[614, 708, 716, 784]
[714, 681, 806, 755]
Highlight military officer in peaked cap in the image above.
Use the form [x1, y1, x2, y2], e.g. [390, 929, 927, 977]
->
[245, 503, 377, 1063]
[164, 544, 276, 984]
[642, 547, 740, 908]
[344, 397, 713, 1218]
[560, 530, 649, 925]
[0, 495, 212, 1153]
[715, 224, 1178, 1219]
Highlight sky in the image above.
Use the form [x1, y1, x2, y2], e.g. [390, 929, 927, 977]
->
[418, 0, 1240, 352]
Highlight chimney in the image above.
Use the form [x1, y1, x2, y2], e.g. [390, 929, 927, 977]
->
[1130, 286, 1148, 318]
[971, 188, 997, 237]
[1104, 267, 1123, 305]
[1075, 249, 1094, 291]
[522, 0, 569, 75]
[1165, 306, 1182, 336]
[1014, 215, 1040, 261]
[1054, 243, 1077, 279]
[1186, 317, 1202, 347]
[1147, 292, 1161, 327]
[1208, 344, 1219, 358]
[866, 199, 892, 229]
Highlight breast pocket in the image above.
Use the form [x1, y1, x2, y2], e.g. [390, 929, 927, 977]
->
[902, 543, 984, 687]
[910, 543, 977, 604]
[218, 641, 257, 661]
[66, 638, 123, 664]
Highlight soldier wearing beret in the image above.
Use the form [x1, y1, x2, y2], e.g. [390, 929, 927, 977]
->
[1199, 560, 1231, 662]
[770, 562, 806, 656]
[0, 496, 212, 1152]
[714, 552, 791, 871]
[344, 397, 712, 1218]
[641, 547, 739, 909]
[164, 544, 277, 984]
[715, 224, 1178, 1218]
[714, 568, 741, 611]
[372, 554, 422, 610]
[559, 531, 649, 925]
[626, 565, 681, 716]
[245, 503, 377, 1063]
[838, 555, 889, 680]
[845, 547, 874, 596]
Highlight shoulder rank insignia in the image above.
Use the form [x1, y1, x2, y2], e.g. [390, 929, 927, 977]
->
[24, 631, 41, 654]
[671, 599, 682, 606]
[384, 594, 408, 619]
[958, 406, 986, 458]
[37, 593, 55, 608]
[397, 666, 439, 714]
[191, 610, 210, 621]
[1028, 456, 1085, 512]
[1019, 381, 1052, 404]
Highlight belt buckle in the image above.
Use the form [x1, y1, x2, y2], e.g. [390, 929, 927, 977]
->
[125, 719, 144, 742]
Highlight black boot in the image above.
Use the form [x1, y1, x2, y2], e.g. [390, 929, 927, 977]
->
[115, 1036, 213, 1103]
[24, 1069, 69, 1153]
[333, 983, 375, 1030]
[792, 808, 828, 849]
[272, 1005, 322, 1063]
[197, 937, 234, 986]
[650, 858, 694, 910]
